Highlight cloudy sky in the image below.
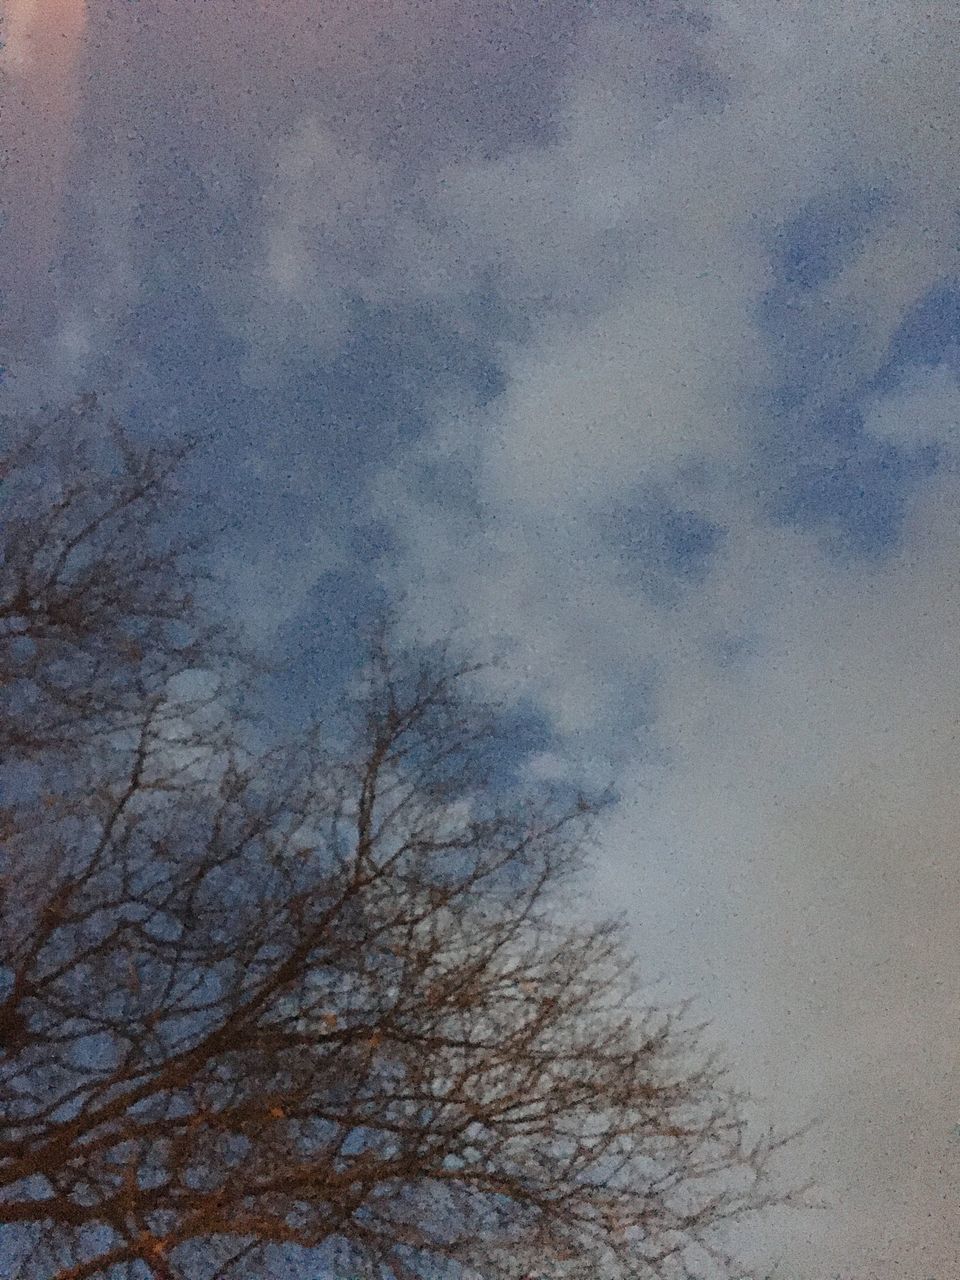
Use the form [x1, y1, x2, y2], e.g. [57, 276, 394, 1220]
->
[4, 0, 960, 1274]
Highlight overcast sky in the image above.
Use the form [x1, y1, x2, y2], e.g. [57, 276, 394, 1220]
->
[4, 2, 960, 1274]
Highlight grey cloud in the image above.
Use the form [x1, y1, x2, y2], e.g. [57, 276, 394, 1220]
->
[377, 6, 960, 1274]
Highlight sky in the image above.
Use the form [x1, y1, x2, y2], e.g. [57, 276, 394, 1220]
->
[3, 0, 960, 1274]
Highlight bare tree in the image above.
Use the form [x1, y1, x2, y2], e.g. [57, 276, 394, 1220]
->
[0, 395, 238, 770]
[0, 403, 793, 1280]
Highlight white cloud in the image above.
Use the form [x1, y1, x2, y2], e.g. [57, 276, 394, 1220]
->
[379, 5, 960, 1275]
[233, 120, 467, 384]
[593, 473, 960, 1275]
[865, 363, 960, 448]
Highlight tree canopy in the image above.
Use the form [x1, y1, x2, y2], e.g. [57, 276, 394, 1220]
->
[0, 401, 791, 1280]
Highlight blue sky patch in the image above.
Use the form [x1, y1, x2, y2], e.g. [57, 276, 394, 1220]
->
[771, 184, 887, 292]
[599, 497, 726, 601]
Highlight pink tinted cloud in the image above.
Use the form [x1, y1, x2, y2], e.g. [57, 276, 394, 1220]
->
[84, 0, 629, 163]
[0, 0, 88, 349]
